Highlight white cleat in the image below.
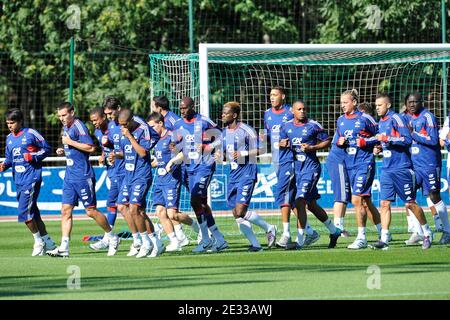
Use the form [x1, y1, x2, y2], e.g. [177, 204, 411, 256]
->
[46, 247, 69, 258]
[276, 234, 292, 248]
[32, 240, 45, 257]
[347, 238, 368, 250]
[136, 245, 152, 258]
[89, 239, 109, 251]
[266, 225, 277, 248]
[178, 234, 190, 247]
[127, 242, 142, 257]
[404, 232, 423, 246]
[166, 241, 182, 252]
[149, 242, 165, 257]
[107, 235, 120, 256]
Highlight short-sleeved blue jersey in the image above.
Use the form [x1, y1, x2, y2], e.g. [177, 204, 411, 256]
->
[119, 123, 154, 184]
[94, 125, 114, 178]
[409, 108, 442, 169]
[263, 105, 294, 165]
[164, 111, 181, 131]
[378, 109, 413, 171]
[153, 130, 181, 186]
[172, 113, 221, 173]
[4, 128, 51, 185]
[63, 119, 95, 181]
[280, 119, 328, 173]
[222, 122, 258, 183]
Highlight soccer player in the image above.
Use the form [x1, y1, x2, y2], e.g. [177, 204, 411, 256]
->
[172, 96, 228, 253]
[47, 102, 119, 257]
[151, 95, 181, 131]
[0, 108, 57, 256]
[280, 100, 341, 249]
[87, 107, 120, 251]
[371, 93, 433, 250]
[102, 96, 145, 256]
[147, 112, 200, 252]
[406, 92, 450, 244]
[262, 86, 317, 248]
[333, 89, 379, 250]
[148, 97, 191, 246]
[216, 101, 277, 251]
[113, 108, 165, 258]
[399, 100, 425, 245]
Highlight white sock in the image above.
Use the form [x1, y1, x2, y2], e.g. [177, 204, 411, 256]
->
[334, 217, 344, 230]
[282, 222, 290, 236]
[297, 228, 305, 246]
[60, 236, 70, 251]
[374, 223, 381, 235]
[167, 232, 178, 245]
[140, 232, 151, 248]
[174, 224, 186, 239]
[208, 224, 225, 243]
[323, 219, 337, 234]
[381, 229, 389, 243]
[357, 227, 366, 240]
[434, 200, 450, 233]
[245, 211, 270, 232]
[406, 213, 415, 233]
[149, 232, 162, 247]
[409, 211, 424, 235]
[237, 218, 260, 247]
[421, 224, 433, 238]
[132, 233, 141, 244]
[32, 231, 42, 242]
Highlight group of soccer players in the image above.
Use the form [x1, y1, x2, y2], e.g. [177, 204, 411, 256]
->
[1, 86, 449, 258]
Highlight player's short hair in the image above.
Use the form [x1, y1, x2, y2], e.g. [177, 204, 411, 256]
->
[358, 102, 374, 115]
[224, 101, 240, 117]
[271, 85, 286, 95]
[292, 99, 305, 106]
[342, 88, 359, 103]
[375, 93, 391, 103]
[146, 111, 165, 124]
[153, 95, 170, 111]
[89, 106, 105, 117]
[58, 102, 74, 112]
[118, 108, 133, 122]
[103, 96, 122, 110]
[406, 92, 423, 102]
[181, 96, 195, 109]
[6, 108, 24, 122]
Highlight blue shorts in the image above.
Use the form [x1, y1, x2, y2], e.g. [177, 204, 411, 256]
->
[295, 170, 321, 202]
[188, 167, 214, 198]
[153, 182, 181, 209]
[275, 162, 296, 207]
[326, 158, 351, 203]
[181, 165, 189, 190]
[415, 167, 441, 196]
[106, 174, 125, 208]
[16, 181, 41, 223]
[118, 179, 151, 208]
[380, 169, 416, 202]
[347, 162, 375, 197]
[62, 178, 97, 208]
[227, 179, 256, 208]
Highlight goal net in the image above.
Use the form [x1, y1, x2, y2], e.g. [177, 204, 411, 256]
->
[149, 44, 450, 236]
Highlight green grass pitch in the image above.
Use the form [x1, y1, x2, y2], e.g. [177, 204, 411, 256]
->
[0, 213, 449, 300]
